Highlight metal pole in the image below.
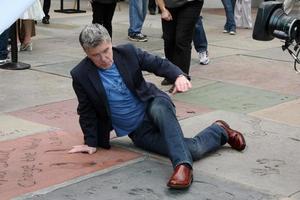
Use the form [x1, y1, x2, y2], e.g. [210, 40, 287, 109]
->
[0, 21, 30, 70]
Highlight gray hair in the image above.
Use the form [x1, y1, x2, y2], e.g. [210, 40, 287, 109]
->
[79, 24, 111, 49]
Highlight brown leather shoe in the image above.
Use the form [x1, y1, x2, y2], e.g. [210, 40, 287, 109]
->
[167, 164, 193, 189]
[214, 120, 246, 151]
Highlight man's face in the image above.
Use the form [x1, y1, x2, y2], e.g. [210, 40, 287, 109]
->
[84, 41, 113, 69]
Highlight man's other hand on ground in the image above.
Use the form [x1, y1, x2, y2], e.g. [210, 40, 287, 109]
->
[68, 145, 97, 154]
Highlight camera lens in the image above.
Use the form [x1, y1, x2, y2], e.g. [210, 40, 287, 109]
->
[269, 8, 300, 43]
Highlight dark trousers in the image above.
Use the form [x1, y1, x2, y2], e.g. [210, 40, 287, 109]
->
[91, 2, 117, 37]
[148, 0, 156, 12]
[0, 28, 10, 60]
[43, 0, 51, 18]
[162, 1, 203, 74]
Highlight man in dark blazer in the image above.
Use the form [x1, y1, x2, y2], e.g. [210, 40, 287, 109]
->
[69, 24, 246, 189]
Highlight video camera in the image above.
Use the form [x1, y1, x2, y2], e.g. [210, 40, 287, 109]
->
[252, 0, 300, 72]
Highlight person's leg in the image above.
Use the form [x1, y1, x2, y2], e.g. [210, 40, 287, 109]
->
[101, 3, 117, 37]
[91, 1, 103, 25]
[161, 8, 178, 85]
[20, 20, 33, 51]
[148, 0, 156, 14]
[142, 0, 148, 22]
[184, 124, 228, 161]
[0, 29, 10, 62]
[193, 16, 209, 65]
[173, 1, 203, 74]
[162, 10, 177, 66]
[42, 0, 51, 24]
[43, 0, 51, 18]
[193, 16, 207, 53]
[221, 0, 236, 33]
[128, 0, 148, 36]
[130, 97, 193, 168]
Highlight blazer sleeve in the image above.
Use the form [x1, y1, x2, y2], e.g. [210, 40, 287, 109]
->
[134, 45, 185, 82]
[71, 76, 100, 147]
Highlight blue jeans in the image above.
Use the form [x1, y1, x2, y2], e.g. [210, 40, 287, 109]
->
[221, 0, 236, 32]
[129, 97, 228, 168]
[128, 0, 148, 36]
[193, 16, 208, 53]
[0, 28, 9, 60]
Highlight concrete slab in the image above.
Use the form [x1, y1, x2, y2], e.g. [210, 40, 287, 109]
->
[18, 36, 83, 67]
[8, 99, 80, 134]
[173, 81, 296, 113]
[178, 110, 300, 197]
[210, 32, 282, 51]
[249, 99, 300, 127]
[173, 100, 212, 120]
[0, 115, 53, 141]
[190, 55, 300, 96]
[0, 70, 75, 113]
[18, 160, 277, 200]
[0, 130, 142, 200]
[32, 60, 79, 77]
[242, 46, 294, 62]
[191, 44, 251, 61]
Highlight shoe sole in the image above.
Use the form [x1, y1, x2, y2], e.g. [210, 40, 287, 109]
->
[128, 36, 148, 42]
[200, 60, 209, 65]
[167, 175, 193, 189]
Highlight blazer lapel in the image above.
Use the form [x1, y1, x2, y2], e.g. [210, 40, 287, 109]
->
[87, 64, 111, 115]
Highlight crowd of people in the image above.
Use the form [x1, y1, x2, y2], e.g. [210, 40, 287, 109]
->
[0, 0, 252, 65]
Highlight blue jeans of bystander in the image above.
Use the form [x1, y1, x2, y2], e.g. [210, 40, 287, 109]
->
[128, 0, 148, 36]
[221, 0, 236, 32]
[193, 16, 208, 53]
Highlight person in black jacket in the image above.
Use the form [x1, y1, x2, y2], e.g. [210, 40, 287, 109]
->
[156, 0, 203, 87]
[90, 0, 117, 37]
[69, 24, 246, 189]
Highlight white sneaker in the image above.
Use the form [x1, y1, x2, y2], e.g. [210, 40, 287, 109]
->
[198, 51, 209, 65]
[229, 30, 236, 35]
[0, 59, 8, 65]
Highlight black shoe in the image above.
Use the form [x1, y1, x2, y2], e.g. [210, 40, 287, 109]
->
[42, 17, 50, 24]
[128, 33, 148, 42]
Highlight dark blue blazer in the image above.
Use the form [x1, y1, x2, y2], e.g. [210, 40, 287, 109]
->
[71, 43, 183, 149]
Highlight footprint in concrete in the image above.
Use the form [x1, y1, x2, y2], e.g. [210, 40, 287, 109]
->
[128, 188, 160, 199]
[50, 161, 97, 169]
[84, 186, 98, 196]
[251, 158, 286, 176]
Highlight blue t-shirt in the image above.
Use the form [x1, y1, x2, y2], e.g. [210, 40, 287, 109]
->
[98, 63, 145, 137]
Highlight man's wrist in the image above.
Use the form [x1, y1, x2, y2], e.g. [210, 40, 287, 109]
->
[177, 74, 191, 80]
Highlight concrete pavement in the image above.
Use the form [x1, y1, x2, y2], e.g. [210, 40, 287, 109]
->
[0, 1, 300, 199]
